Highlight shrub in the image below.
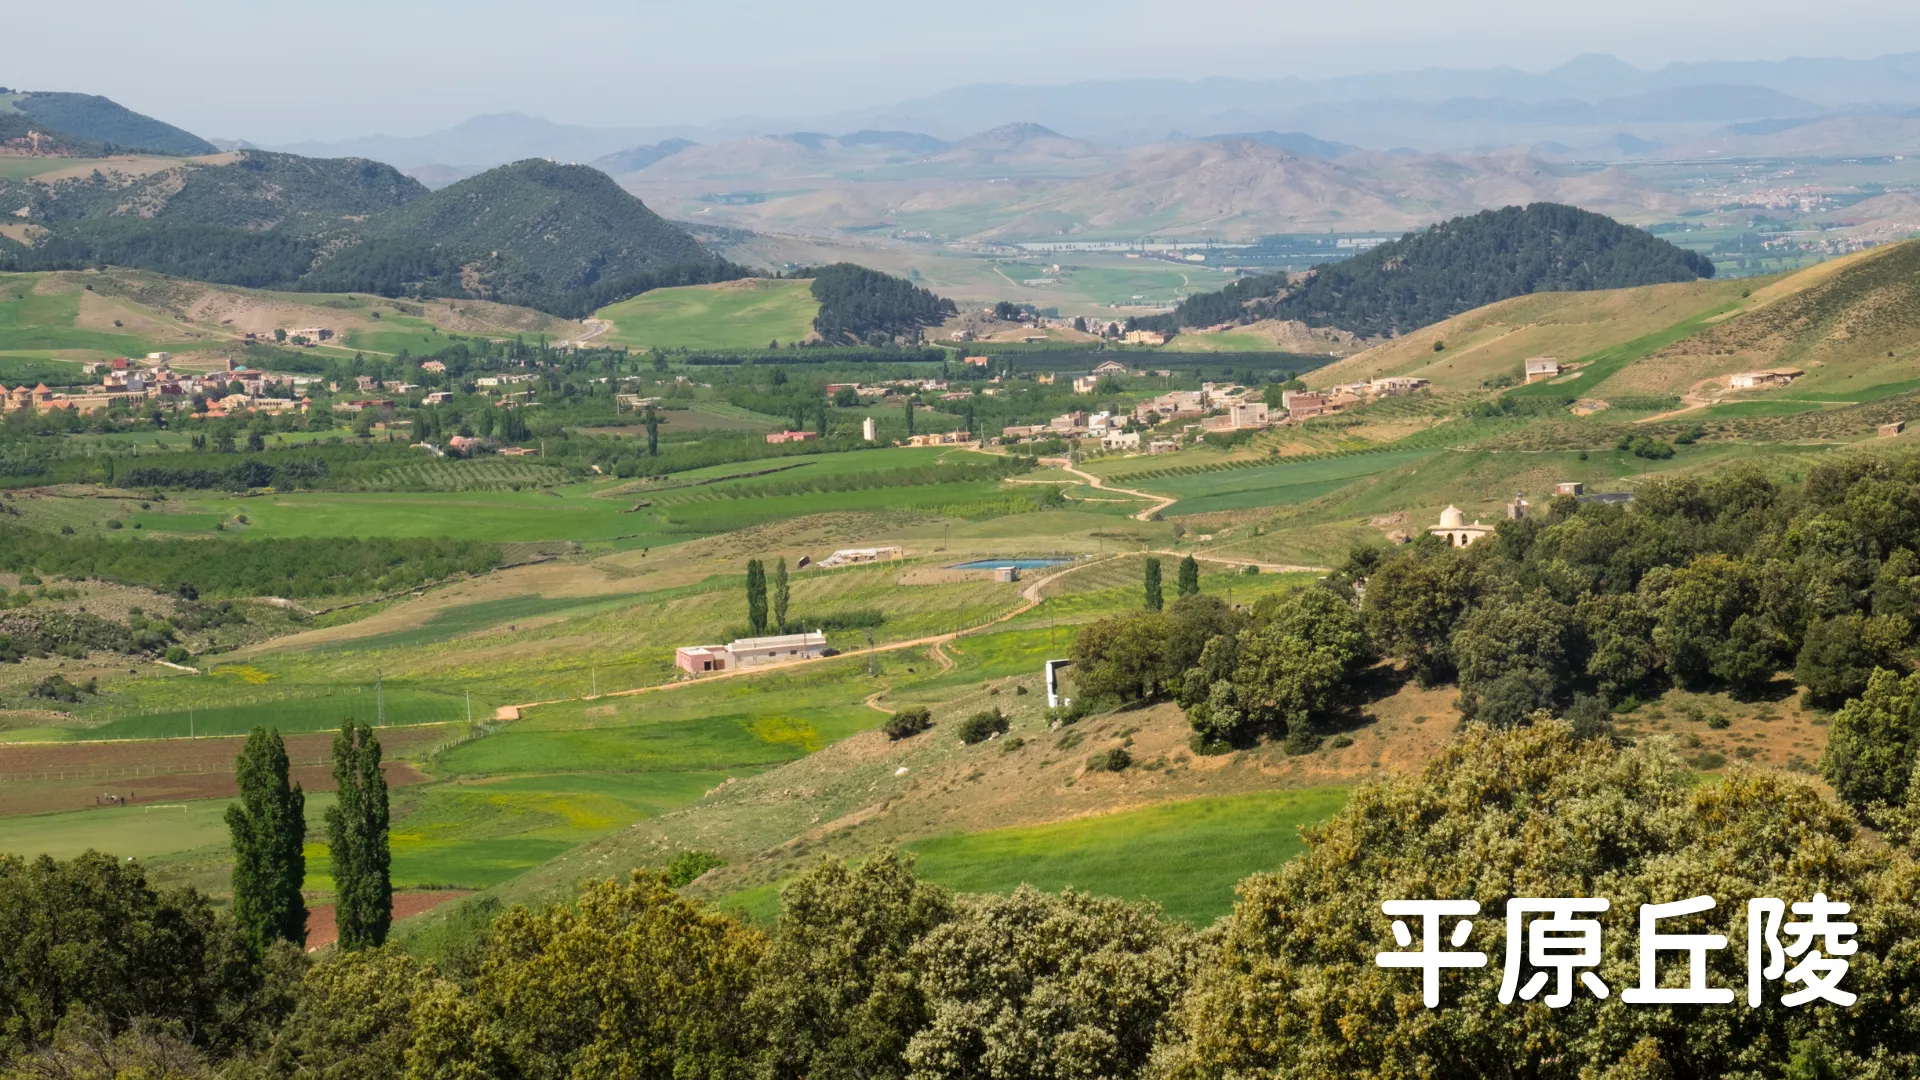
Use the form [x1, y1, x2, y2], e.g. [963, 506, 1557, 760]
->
[958, 708, 1009, 744]
[1046, 701, 1090, 726]
[17, 574, 40, 586]
[1088, 747, 1132, 772]
[883, 706, 933, 741]
[1329, 734, 1354, 748]
[663, 850, 725, 887]
[1707, 715, 1731, 729]
[1685, 750, 1728, 771]
[29, 674, 96, 702]
[164, 646, 191, 664]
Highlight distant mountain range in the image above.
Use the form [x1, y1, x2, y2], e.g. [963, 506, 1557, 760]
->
[245, 52, 1920, 179]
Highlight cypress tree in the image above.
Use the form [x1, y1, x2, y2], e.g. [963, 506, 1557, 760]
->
[747, 559, 769, 635]
[905, 400, 916, 437]
[773, 558, 790, 633]
[325, 720, 392, 950]
[1144, 557, 1164, 612]
[645, 405, 659, 457]
[1178, 555, 1201, 597]
[227, 726, 307, 951]
[816, 404, 828, 437]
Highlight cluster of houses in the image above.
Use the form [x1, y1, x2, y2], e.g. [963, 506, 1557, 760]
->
[1279, 376, 1430, 419]
[2, 356, 312, 417]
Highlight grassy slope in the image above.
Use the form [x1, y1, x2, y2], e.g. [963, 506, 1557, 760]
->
[0, 269, 570, 362]
[903, 788, 1348, 924]
[594, 279, 818, 350]
[1306, 277, 1755, 393]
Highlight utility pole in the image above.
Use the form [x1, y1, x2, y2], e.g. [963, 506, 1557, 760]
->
[591, 666, 597, 697]
[465, 690, 471, 726]
[865, 628, 877, 678]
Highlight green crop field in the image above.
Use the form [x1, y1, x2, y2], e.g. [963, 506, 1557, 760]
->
[1133, 448, 1439, 516]
[0, 355, 87, 386]
[70, 686, 474, 742]
[312, 772, 728, 891]
[723, 788, 1349, 926]
[0, 287, 190, 356]
[0, 792, 335, 864]
[905, 788, 1348, 923]
[595, 279, 818, 351]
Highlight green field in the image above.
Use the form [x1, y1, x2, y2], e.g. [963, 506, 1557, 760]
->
[1133, 448, 1440, 516]
[0, 355, 88, 386]
[595, 279, 818, 350]
[0, 286, 190, 356]
[724, 788, 1348, 925]
[0, 792, 334, 863]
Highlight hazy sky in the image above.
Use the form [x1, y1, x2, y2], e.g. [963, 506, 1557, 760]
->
[12, 0, 1920, 143]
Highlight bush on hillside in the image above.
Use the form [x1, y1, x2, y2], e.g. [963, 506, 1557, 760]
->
[664, 851, 726, 887]
[957, 708, 1008, 744]
[884, 706, 933, 741]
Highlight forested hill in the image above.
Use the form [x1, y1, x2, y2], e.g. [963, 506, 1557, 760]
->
[0, 90, 216, 156]
[1141, 203, 1716, 339]
[801, 263, 958, 343]
[0, 152, 429, 288]
[292, 160, 737, 315]
[0, 155, 741, 314]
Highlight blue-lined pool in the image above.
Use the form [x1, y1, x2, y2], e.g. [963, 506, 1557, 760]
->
[947, 557, 1075, 570]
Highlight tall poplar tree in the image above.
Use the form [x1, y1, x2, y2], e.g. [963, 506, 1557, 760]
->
[645, 405, 660, 457]
[747, 559, 769, 635]
[325, 720, 392, 950]
[905, 400, 916, 437]
[1144, 558, 1164, 612]
[227, 726, 307, 951]
[1178, 555, 1201, 597]
[773, 558, 791, 633]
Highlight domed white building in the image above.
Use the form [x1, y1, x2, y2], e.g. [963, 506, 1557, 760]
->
[1430, 505, 1496, 547]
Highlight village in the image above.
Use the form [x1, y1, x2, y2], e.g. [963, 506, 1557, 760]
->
[0, 352, 315, 418]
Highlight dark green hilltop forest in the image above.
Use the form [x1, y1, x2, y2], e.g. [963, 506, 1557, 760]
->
[0, 89, 217, 156]
[1137, 202, 1717, 339]
[799, 263, 959, 344]
[0, 126, 747, 316]
[300, 160, 740, 315]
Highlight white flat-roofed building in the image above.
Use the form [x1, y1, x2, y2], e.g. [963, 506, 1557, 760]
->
[725, 631, 828, 667]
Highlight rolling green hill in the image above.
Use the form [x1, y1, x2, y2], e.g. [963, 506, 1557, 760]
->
[595, 278, 819, 350]
[301, 160, 731, 314]
[0, 91, 216, 156]
[0, 267, 571, 363]
[1142, 203, 1715, 340]
[0, 156, 734, 315]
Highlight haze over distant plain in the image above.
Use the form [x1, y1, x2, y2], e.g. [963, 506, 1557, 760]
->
[9, 0, 1920, 144]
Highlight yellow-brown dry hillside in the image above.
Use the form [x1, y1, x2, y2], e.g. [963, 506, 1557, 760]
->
[1305, 239, 1920, 398]
[1595, 240, 1920, 399]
